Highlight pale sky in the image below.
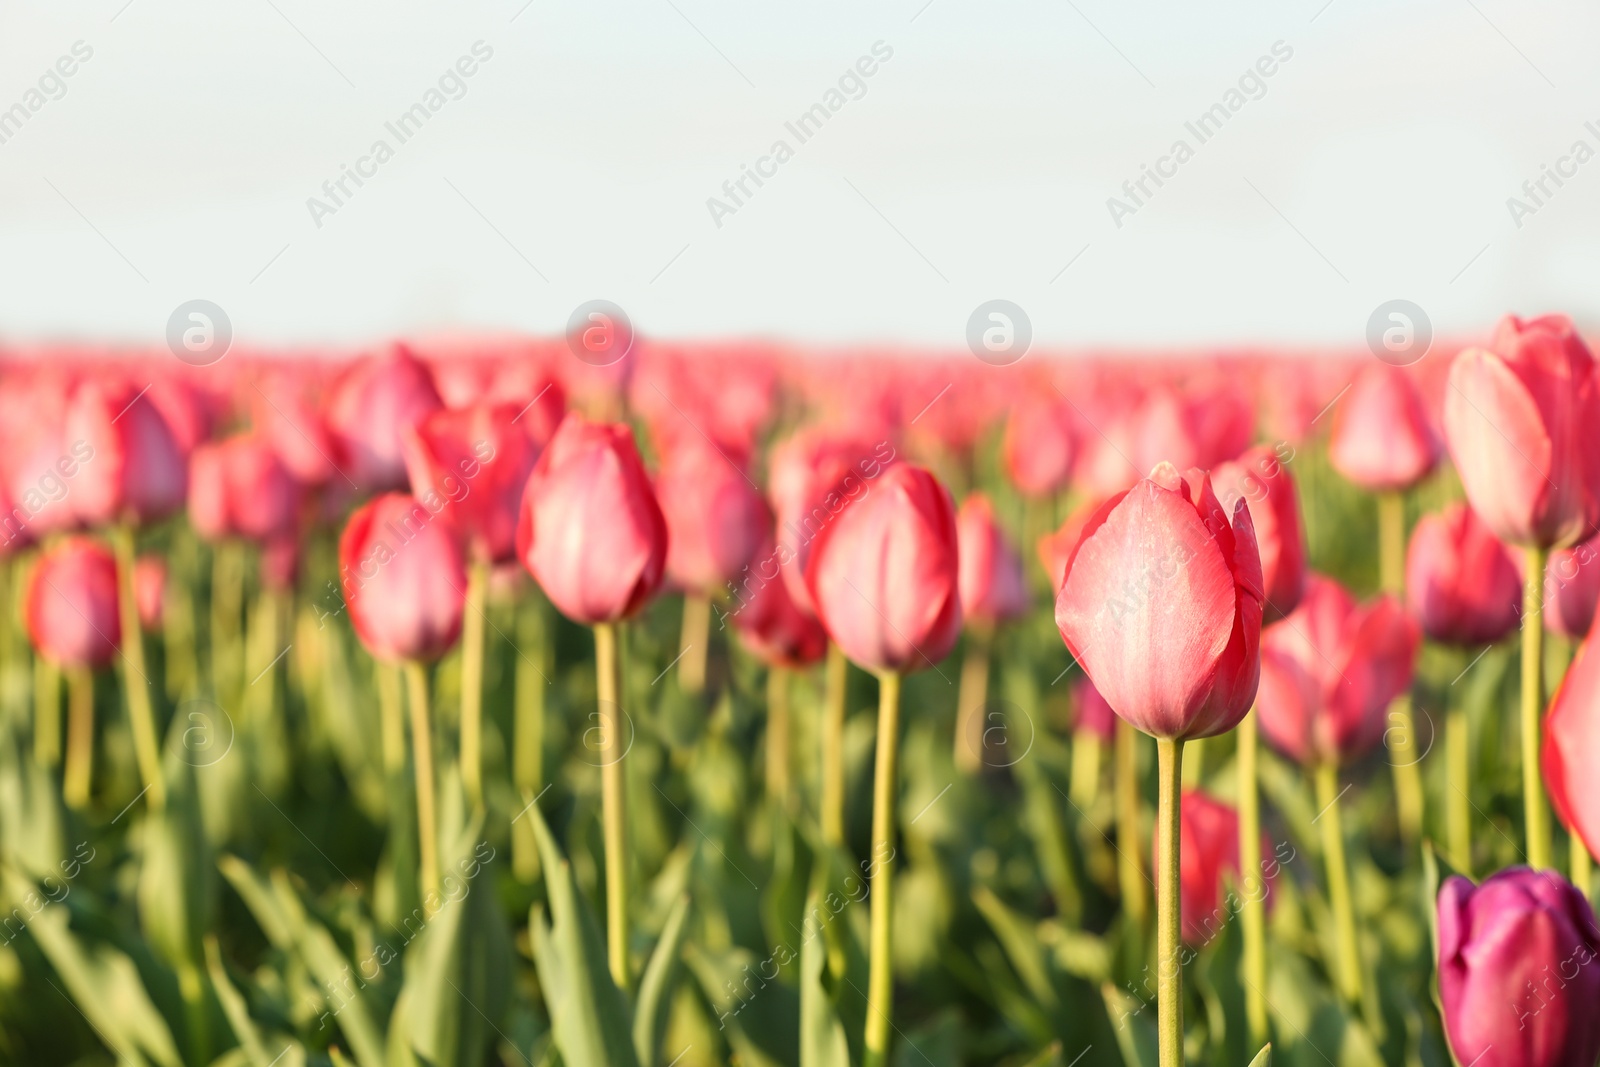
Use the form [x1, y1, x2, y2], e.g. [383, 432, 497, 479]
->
[2, 0, 1598, 353]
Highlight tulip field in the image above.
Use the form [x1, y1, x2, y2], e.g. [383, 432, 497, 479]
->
[3, 317, 1600, 1067]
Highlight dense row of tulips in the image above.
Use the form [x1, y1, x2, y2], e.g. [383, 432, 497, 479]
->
[1, 315, 1600, 1067]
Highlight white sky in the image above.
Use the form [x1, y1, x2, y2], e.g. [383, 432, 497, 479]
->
[1, 0, 1598, 352]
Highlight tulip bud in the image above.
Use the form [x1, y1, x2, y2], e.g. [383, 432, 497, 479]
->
[1002, 398, 1075, 498]
[730, 543, 828, 669]
[1072, 676, 1116, 742]
[67, 379, 189, 526]
[402, 403, 537, 563]
[1038, 498, 1104, 594]
[1328, 364, 1441, 493]
[1405, 503, 1522, 647]
[1546, 534, 1600, 639]
[769, 429, 891, 615]
[133, 555, 166, 632]
[1543, 620, 1600, 861]
[188, 434, 300, 544]
[1054, 462, 1263, 740]
[325, 344, 445, 492]
[516, 412, 667, 626]
[25, 537, 121, 668]
[1437, 867, 1600, 1067]
[1255, 574, 1419, 766]
[339, 493, 466, 662]
[1444, 314, 1600, 549]
[805, 462, 961, 675]
[655, 441, 770, 596]
[957, 493, 1029, 627]
[1153, 790, 1275, 945]
[1212, 444, 1307, 622]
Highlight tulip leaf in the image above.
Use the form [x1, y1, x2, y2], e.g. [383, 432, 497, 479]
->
[972, 886, 1059, 1011]
[1101, 983, 1158, 1067]
[204, 934, 304, 1067]
[684, 942, 798, 1067]
[1245, 1043, 1271, 1067]
[798, 882, 851, 1067]
[633, 892, 690, 1067]
[139, 728, 216, 972]
[526, 798, 640, 1067]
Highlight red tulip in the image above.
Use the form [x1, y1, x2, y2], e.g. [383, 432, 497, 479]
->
[1001, 397, 1075, 499]
[67, 379, 188, 525]
[1072, 676, 1116, 742]
[188, 434, 300, 544]
[956, 493, 1029, 626]
[133, 555, 166, 632]
[0, 373, 80, 539]
[805, 462, 961, 675]
[1444, 314, 1600, 549]
[1038, 498, 1104, 593]
[402, 403, 538, 564]
[339, 493, 466, 662]
[516, 412, 667, 625]
[655, 442, 770, 596]
[484, 362, 566, 453]
[1130, 382, 1254, 475]
[1255, 574, 1419, 766]
[325, 344, 445, 491]
[25, 537, 121, 668]
[1405, 504, 1522, 646]
[1546, 535, 1600, 638]
[730, 545, 829, 668]
[1153, 790, 1275, 945]
[252, 368, 340, 488]
[1437, 867, 1600, 1067]
[1054, 462, 1263, 740]
[1328, 364, 1441, 493]
[1211, 444, 1307, 622]
[1543, 620, 1600, 859]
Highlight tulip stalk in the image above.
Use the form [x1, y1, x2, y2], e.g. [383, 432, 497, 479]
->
[767, 667, 792, 813]
[821, 642, 848, 847]
[513, 596, 547, 882]
[34, 654, 59, 768]
[678, 595, 711, 695]
[460, 557, 489, 809]
[1115, 719, 1147, 927]
[1314, 761, 1362, 1006]
[1521, 545, 1551, 870]
[62, 666, 94, 810]
[1155, 737, 1185, 1067]
[1446, 703, 1472, 875]
[594, 621, 632, 992]
[953, 622, 992, 773]
[112, 524, 165, 811]
[1378, 492, 1423, 846]
[864, 670, 902, 1067]
[1068, 729, 1101, 813]
[403, 660, 441, 915]
[1236, 709, 1268, 1048]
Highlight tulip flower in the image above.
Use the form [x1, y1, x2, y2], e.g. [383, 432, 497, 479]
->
[1038, 498, 1104, 594]
[188, 434, 301, 545]
[1152, 790, 1274, 945]
[1328, 364, 1441, 495]
[133, 556, 166, 633]
[803, 461, 960, 1067]
[1546, 535, 1600, 640]
[1053, 461, 1263, 1067]
[340, 492, 468, 914]
[517, 412, 668, 992]
[1437, 868, 1600, 1067]
[26, 536, 121, 809]
[252, 368, 341, 489]
[953, 493, 1028, 771]
[403, 402, 542, 806]
[655, 440, 770, 693]
[1543, 618, 1600, 888]
[1444, 313, 1600, 869]
[324, 344, 445, 491]
[1256, 573, 1418, 1006]
[1001, 398, 1075, 499]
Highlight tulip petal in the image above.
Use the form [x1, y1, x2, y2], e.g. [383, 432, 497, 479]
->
[1445, 349, 1554, 546]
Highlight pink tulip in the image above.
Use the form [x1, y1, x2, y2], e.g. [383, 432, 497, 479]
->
[1072, 676, 1116, 742]
[1153, 790, 1275, 945]
[1055, 462, 1263, 740]
[516, 412, 667, 625]
[339, 493, 466, 662]
[188, 434, 300, 544]
[1444, 314, 1600, 549]
[1211, 444, 1307, 622]
[1001, 397, 1075, 498]
[133, 555, 166, 632]
[805, 462, 961, 675]
[1255, 574, 1419, 766]
[25, 537, 121, 668]
[1038, 498, 1104, 594]
[402, 403, 538, 564]
[956, 493, 1029, 626]
[1546, 535, 1600, 638]
[324, 344, 445, 491]
[1328, 364, 1441, 493]
[1405, 503, 1522, 647]
[67, 379, 188, 525]
[730, 545, 829, 669]
[655, 442, 770, 596]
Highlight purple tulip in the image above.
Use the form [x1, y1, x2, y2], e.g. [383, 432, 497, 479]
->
[1438, 867, 1600, 1067]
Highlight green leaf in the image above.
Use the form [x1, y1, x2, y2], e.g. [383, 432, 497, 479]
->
[1246, 1043, 1271, 1067]
[526, 799, 640, 1067]
[1102, 983, 1158, 1067]
[633, 893, 690, 1067]
[139, 729, 216, 971]
[972, 886, 1058, 1011]
[798, 884, 850, 1067]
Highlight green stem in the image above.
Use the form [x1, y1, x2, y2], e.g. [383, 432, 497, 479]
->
[863, 671, 902, 1067]
[1522, 544, 1551, 870]
[377, 662, 405, 778]
[821, 642, 848, 848]
[62, 666, 94, 810]
[1116, 719, 1147, 926]
[679, 595, 711, 695]
[1237, 709, 1268, 1048]
[595, 622, 631, 992]
[767, 667, 791, 813]
[1156, 737, 1185, 1067]
[113, 524, 165, 811]
[1068, 729, 1101, 813]
[34, 654, 60, 769]
[953, 623, 992, 773]
[210, 541, 243, 700]
[1446, 702, 1472, 876]
[404, 660, 440, 914]
[1378, 492, 1423, 847]
[1315, 761, 1362, 1006]
[460, 558, 489, 809]
[513, 596, 547, 883]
